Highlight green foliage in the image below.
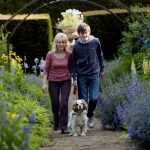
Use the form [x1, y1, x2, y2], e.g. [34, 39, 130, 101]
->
[118, 13, 150, 56]
[0, 65, 51, 110]
[47, 15, 53, 51]
[86, 13, 127, 60]
[23, 75, 51, 110]
[0, 0, 149, 14]
[0, 32, 7, 56]
[128, 52, 150, 80]
[103, 57, 131, 83]
[0, 90, 52, 148]
[103, 53, 144, 84]
[0, 65, 24, 92]
[0, 59, 53, 149]
[97, 13, 150, 148]
[0, 102, 28, 150]
[0, 115, 28, 150]
[98, 52, 145, 130]
[0, 14, 53, 68]
[11, 95, 52, 147]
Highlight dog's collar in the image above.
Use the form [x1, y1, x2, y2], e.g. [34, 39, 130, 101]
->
[72, 112, 83, 116]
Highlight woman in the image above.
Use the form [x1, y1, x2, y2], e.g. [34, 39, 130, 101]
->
[42, 33, 72, 134]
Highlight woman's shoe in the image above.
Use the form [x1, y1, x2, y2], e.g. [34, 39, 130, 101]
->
[61, 129, 69, 134]
[53, 125, 59, 131]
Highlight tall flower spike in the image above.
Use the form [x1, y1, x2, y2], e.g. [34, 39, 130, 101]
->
[131, 59, 137, 74]
[143, 58, 150, 75]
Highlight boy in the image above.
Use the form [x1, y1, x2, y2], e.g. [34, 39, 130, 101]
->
[72, 23, 104, 128]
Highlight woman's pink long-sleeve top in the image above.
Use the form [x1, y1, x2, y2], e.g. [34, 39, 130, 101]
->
[43, 51, 72, 81]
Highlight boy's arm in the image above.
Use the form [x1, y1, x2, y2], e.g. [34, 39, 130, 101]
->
[96, 38, 105, 78]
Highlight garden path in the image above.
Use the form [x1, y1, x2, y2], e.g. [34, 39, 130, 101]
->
[41, 86, 127, 150]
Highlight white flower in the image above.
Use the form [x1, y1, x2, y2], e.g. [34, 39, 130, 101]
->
[57, 9, 84, 28]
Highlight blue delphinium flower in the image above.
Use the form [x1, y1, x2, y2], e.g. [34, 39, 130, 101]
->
[1, 66, 5, 75]
[23, 125, 31, 134]
[147, 118, 150, 124]
[117, 72, 150, 148]
[147, 24, 150, 31]
[29, 113, 36, 124]
[23, 125, 31, 150]
[140, 34, 150, 48]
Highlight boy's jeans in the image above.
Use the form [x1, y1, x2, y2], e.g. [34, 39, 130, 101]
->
[77, 74, 100, 118]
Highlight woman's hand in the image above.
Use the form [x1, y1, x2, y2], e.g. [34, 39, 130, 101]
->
[42, 75, 48, 93]
[42, 83, 48, 93]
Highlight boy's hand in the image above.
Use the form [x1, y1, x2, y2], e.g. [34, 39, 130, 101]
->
[73, 80, 77, 87]
[100, 72, 104, 79]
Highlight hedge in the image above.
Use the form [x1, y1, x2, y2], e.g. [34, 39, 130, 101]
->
[0, 14, 53, 70]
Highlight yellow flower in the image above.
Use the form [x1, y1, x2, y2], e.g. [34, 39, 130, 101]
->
[6, 112, 29, 122]
[14, 56, 22, 63]
[17, 57, 23, 63]
[6, 112, 17, 119]
[12, 52, 16, 56]
[1, 54, 8, 61]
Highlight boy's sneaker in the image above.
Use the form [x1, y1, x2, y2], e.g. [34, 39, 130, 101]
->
[88, 118, 94, 128]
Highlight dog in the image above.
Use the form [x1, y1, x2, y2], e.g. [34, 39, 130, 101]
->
[68, 99, 88, 136]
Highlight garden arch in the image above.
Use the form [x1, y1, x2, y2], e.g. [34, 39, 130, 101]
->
[0, 0, 141, 68]
[2, 0, 138, 41]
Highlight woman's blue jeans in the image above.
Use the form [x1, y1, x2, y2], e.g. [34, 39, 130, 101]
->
[77, 74, 100, 118]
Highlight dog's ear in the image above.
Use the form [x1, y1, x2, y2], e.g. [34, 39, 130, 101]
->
[72, 101, 78, 112]
[82, 100, 88, 110]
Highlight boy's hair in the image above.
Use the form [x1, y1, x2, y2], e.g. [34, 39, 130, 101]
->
[77, 23, 91, 34]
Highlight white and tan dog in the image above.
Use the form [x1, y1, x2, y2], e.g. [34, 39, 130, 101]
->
[68, 99, 88, 136]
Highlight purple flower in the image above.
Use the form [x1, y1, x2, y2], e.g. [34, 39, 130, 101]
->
[29, 114, 36, 124]
[23, 125, 31, 134]
[148, 118, 150, 124]
[147, 24, 150, 31]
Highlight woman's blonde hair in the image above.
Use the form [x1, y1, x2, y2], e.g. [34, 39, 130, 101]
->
[52, 32, 70, 52]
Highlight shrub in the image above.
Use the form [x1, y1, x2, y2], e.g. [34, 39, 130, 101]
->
[0, 101, 30, 150]
[118, 13, 150, 57]
[0, 58, 53, 148]
[117, 72, 150, 149]
[97, 74, 130, 130]
[103, 53, 144, 83]
[103, 57, 131, 83]
[0, 14, 53, 69]
[0, 88, 52, 149]
[23, 74, 51, 110]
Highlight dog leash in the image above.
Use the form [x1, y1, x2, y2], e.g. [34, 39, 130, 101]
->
[73, 85, 78, 99]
